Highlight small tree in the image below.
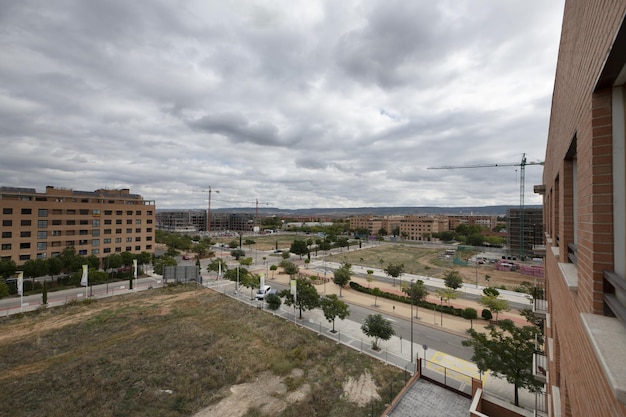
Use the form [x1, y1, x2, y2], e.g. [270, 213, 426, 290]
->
[320, 294, 350, 332]
[266, 293, 281, 311]
[361, 314, 395, 350]
[366, 270, 374, 287]
[333, 262, 352, 297]
[230, 249, 246, 260]
[42, 281, 48, 305]
[290, 239, 309, 259]
[371, 287, 382, 307]
[479, 294, 510, 322]
[280, 260, 299, 278]
[384, 263, 404, 286]
[280, 277, 320, 319]
[481, 309, 493, 321]
[269, 264, 278, 279]
[207, 258, 228, 277]
[461, 307, 478, 329]
[402, 280, 428, 318]
[463, 319, 544, 406]
[444, 270, 464, 290]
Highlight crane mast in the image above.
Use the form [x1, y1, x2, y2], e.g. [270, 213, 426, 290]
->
[428, 153, 544, 260]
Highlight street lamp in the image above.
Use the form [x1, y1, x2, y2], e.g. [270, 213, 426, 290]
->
[410, 279, 415, 363]
[440, 296, 444, 326]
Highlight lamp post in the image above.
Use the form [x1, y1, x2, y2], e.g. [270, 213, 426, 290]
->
[410, 279, 415, 363]
[323, 250, 327, 295]
[440, 296, 444, 326]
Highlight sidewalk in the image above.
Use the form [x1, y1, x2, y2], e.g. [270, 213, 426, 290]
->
[235, 261, 538, 411]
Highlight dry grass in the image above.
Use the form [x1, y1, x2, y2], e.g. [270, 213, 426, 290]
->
[0, 286, 404, 417]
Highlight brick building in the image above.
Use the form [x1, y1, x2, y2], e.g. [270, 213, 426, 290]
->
[0, 186, 156, 267]
[538, 1, 626, 416]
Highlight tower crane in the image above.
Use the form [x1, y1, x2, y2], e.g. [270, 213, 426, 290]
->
[428, 153, 544, 260]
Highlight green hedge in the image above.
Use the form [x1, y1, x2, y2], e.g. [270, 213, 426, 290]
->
[349, 281, 466, 318]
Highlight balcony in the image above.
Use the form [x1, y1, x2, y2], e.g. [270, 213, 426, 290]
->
[533, 351, 547, 384]
[533, 298, 547, 319]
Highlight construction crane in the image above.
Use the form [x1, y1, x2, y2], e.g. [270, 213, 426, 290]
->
[428, 153, 544, 260]
[192, 186, 219, 233]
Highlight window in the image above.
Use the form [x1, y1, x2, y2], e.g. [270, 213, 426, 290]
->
[116, 219, 122, 225]
[92, 230, 100, 236]
[79, 209, 89, 215]
[135, 228, 141, 233]
[52, 209, 62, 215]
[52, 219, 62, 226]
[51, 230, 61, 236]
[146, 236, 152, 241]
[115, 247, 122, 253]
[135, 210, 141, 215]
[36, 252, 47, 259]
[1, 244, 11, 250]
[147, 210, 153, 215]
[126, 228, 132, 233]
[147, 219, 153, 224]
[91, 249, 99, 255]
[116, 229, 122, 234]
[126, 246, 132, 251]
[66, 230, 75, 236]
[146, 245, 152, 250]
[126, 237, 132, 242]
[21, 220, 31, 226]
[105, 210, 112, 215]
[92, 239, 100, 246]
[2, 232, 11, 238]
[104, 238, 111, 244]
[79, 220, 88, 225]
[103, 248, 111, 253]
[146, 228, 152, 233]
[135, 246, 141, 251]
[78, 249, 87, 255]
[20, 231, 31, 238]
[126, 210, 133, 215]
[79, 230, 88, 235]
[66, 240, 75, 246]
[37, 242, 47, 250]
[104, 219, 112, 225]
[67, 209, 76, 215]
[38, 209, 48, 217]
[20, 242, 30, 249]
[115, 238, 122, 243]
[104, 229, 111, 234]
[37, 220, 48, 228]
[2, 208, 12, 214]
[135, 237, 141, 242]
[37, 231, 47, 239]
[92, 209, 100, 216]
[92, 219, 100, 227]
[1, 220, 11, 227]
[66, 220, 76, 226]
[116, 210, 122, 215]
[21, 208, 32, 215]
[126, 219, 133, 225]
[135, 219, 142, 224]
[19, 254, 30, 261]
[79, 240, 88, 245]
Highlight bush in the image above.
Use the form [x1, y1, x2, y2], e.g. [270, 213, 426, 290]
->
[481, 309, 493, 320]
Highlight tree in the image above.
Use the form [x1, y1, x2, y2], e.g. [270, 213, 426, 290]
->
[153, 256, 177, 275]
[361, 314, 395, 350]
[0, 258, 16, 279]
[384, 263, 404, 286]
[230, 249, 246, 260]
[0, 281, 9, 298]
[241, 272, 261, 300]
[444, 270, 463, 290]
[332, 262, 352, 297]
[42, 281, 48, 305]
[266, 293, 281, 311]
[461, 307, 478, 329]
[279, 260, 299, 278]
[402, 280, 428, 318]
[279, 277, 320, 319]
[290, 239, 309, 258]
[269, 264, 278, 279]
[377, 228, 387, 237]
[479, 294, 510, 322]
[371, 287, 382, 307]
[207, 258, 228, 277]
[436, 288, 458, 305]
[320, 294, 350, 332]
[239, 257, 253, 266]
[483, 287, 500, 297]
[463, 319, 544, 406]
[47, 256, 63, 277]
[366, 270, 374, 288]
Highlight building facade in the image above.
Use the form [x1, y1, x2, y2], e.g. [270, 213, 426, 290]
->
[506, 208, 544, 260]
[539, 1, 626, 416]
[0, 186, 156, 267]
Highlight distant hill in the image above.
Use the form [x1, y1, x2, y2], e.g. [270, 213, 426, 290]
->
[207, 205, 541, 217]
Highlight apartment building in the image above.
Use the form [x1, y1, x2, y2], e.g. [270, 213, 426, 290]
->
[538, 1, 626, 416]
[0, 186, 156, 267]
[506, 208, 544, 260]
[398, 215, 449, 241]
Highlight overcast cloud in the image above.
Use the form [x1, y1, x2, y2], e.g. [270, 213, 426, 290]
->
[0, 1, 564, 209]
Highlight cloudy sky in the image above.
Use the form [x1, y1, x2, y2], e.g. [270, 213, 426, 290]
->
[0, 1, 564, 210]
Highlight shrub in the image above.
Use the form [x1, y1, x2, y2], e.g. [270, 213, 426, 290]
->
[481, 309, 493, 320]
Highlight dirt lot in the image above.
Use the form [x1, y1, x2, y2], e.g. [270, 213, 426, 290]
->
[0, 286, 404, 417]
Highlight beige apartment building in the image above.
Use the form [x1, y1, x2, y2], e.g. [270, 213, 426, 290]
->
[0, 186, 156, 267]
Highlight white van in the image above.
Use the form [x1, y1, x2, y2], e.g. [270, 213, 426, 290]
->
[255, 285, 272, 300]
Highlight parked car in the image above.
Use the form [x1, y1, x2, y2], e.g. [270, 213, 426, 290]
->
[255, 285, 274, 300]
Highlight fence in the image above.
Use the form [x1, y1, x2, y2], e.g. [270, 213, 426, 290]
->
[420, 358, 477, 397]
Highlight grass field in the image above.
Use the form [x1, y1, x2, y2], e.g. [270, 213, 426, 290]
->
[0, 285, 405, 417]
